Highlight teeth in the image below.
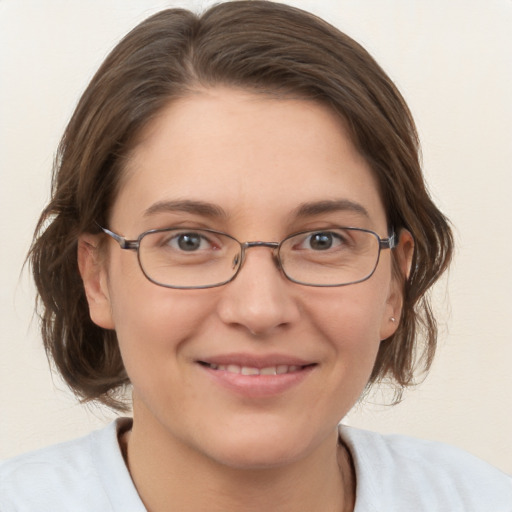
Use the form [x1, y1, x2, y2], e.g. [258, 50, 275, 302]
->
[207, 363, 301, 375]
[241, 366, 260, 375]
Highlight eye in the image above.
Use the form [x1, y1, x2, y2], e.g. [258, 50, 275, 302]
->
[165, 232, 214, 252]
[302, 231, 344, 251]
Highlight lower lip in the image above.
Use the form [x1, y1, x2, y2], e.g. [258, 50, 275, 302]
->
[198, 364, 315, 398]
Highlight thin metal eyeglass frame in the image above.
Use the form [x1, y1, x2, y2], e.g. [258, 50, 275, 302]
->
[98, 225, 397, 289]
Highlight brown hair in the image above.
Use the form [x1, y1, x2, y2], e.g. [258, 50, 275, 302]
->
[29, 1, 453, 410]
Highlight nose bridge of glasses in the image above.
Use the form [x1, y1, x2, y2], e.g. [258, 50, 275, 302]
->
[238, 241, 281, 269]
[242, 241, 280, 250]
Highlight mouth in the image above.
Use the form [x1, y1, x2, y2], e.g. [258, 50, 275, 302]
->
[196, 357, 316, 397]
[198, 361, 313, 376]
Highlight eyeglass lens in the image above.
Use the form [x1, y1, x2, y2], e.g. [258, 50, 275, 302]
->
[136, 227, 384, 289]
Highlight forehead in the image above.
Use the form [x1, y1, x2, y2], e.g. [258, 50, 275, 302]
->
[113, 88, 387, 235]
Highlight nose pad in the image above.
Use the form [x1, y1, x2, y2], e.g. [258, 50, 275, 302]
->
[264, 245, 282, 272]
[272, 248, 283, 271]
[232, 253, 240, 270]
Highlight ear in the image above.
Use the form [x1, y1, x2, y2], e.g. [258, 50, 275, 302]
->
[379, 229, 414, 340]
[77, 234, 115, 329]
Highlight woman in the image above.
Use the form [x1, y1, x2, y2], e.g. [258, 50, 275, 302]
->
[1, 2, 510, 510]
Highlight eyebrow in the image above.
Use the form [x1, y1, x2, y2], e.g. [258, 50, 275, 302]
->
[143, 198, 369, 222]
[292, 199, 370, 219]
[144, 199, 228, 219]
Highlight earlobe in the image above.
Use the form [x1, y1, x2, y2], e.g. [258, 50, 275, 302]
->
[380, 309, 400, 341]
[77, 234, 115, 329]
[379, 229, 414, 340]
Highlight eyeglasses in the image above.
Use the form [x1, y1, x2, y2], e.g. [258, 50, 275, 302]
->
[99, 225, 396, 289]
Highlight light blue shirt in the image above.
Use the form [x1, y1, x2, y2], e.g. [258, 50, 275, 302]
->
[1, 418, 511, 511]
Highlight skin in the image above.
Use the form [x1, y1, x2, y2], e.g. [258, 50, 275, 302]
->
[79, 88, 412, 512]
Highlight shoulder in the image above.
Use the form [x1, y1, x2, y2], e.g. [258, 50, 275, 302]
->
[339, 425, 512, 512]
[0, 418, 144, 512]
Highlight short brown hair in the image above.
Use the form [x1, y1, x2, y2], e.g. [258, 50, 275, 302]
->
[29, 1, 453, 410]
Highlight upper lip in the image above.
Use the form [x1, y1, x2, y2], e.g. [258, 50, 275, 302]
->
[196, 353, 315, 369]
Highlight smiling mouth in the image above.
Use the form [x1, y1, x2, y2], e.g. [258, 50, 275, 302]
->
[198, 361, 314, 376]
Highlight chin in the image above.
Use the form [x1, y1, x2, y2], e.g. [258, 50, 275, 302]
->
[208, 442, 302, 471]
[196, 420, 326, 471]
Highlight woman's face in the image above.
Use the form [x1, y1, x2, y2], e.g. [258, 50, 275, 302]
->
[82, 87, 404, 469]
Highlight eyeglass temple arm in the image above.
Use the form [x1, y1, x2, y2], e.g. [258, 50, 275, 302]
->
[380, 231, 397, 250]
[98, 225, 139, 250]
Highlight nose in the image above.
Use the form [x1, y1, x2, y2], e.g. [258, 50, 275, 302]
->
[216, 245, 301, 336]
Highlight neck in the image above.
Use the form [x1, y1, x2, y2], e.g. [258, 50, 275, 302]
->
[121, 415, 355, 512]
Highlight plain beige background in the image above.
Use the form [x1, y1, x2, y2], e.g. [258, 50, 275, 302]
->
[1, 0, 511, 473]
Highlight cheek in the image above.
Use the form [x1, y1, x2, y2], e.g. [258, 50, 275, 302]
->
[109, 286, 223, 427]
[304, 271, 392, 365]
[105, 255, 216, 378]
[290, 282, 391, 425]
[111, 289, 213, 353]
